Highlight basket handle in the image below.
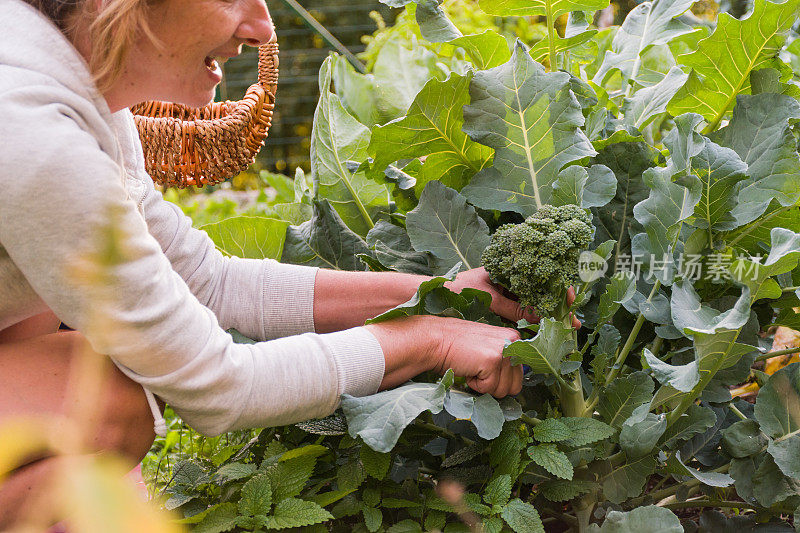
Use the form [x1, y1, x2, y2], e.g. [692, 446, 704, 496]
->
[257, 34, 279, 94]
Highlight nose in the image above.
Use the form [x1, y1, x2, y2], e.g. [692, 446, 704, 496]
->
[236, 0, 275, 46]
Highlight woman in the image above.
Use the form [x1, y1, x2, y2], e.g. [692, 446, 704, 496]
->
[0, 0, 577, 524]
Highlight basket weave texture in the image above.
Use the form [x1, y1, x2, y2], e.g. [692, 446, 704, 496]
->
[131, 39, 279, 188]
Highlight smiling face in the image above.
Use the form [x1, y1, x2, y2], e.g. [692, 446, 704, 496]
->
[102, 0, 274, 111]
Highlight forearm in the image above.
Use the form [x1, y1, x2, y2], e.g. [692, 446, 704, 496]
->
[313, 269, 428, 333]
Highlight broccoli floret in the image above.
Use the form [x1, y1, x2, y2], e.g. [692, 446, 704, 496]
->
[481, 204, 595, 318]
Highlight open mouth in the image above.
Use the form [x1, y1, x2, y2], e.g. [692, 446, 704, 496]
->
[204, 56, 225, 77]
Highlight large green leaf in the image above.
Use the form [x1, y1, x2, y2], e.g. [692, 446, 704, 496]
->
[369, 73, 493, 195]
[264, 455, 317, 502]
[478, 0, 609, 19]
[201, 217, 289, 260]
[632, 166, 701, 267]
[461, 42, 596, 215]
[281, 199, 371, 271]
[501, 499, 545, 533]
[685, 138, 749, 232]
[238, 475, 273, 517]
[194, 503, 239, 533]
[670, 281, 751, 335]
[598, 371, 654, 428]
[591, 141, 659, 261]
[730, 228, 800, 301]
[711, 94, 800, 225]
[451, 30, 513, 70]
[484, 474, 513, 507]
[593, 0, 694, 87]
[721, 419, 768, 458]
[532, 418, 572, 443]
[600, 455, 657, 503]
[667, 0, 800, 132]
[503, 318, 574, 376]
[659, 404, 716, 448]
[443, 391, 506, 440]
[592, 505, 682, 532]
[312, 57, 387, 236]
[560, 418, 616, 447]
[263, 498, 333, 529]
[366, 221, 432, 275]
[527, 444, 573, 480]
[341, 370, 454, 452]
[755, 364, 800, 479]
[551, 164, 617, 209]
[619, 412, 666, 459]
[643, 348, 699, 392]
[414, 0, 461, 42]
[752, 455, 800, 507]
[405, 182, 490, 274]
[726, 206, 800, 252]
[622, 67, 689, 130]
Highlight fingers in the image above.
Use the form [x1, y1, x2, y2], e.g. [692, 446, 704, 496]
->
[567, 286, 576, 306]
[491, 292, 541, 324]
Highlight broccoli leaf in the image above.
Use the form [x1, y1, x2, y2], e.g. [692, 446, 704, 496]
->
[406, 181, 490, 273]
[461, 41, 596, 215]
[503, 318, 574, 377]
[312, 57, 388, 236]
[341, 370, 454, 452]
[593, 0, 694, 88]
[281, 199, 372, 271]
[368, 72, 493, 196]
[667, 0, 800, 131]
[201, 216, 289, 261]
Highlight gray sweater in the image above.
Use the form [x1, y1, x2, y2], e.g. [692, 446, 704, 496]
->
[0, 0, 385, 435]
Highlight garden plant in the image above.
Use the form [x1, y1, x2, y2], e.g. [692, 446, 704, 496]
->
[145, 0, 800, 531]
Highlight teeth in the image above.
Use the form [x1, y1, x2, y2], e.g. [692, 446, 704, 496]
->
[205, 56, 223, 75]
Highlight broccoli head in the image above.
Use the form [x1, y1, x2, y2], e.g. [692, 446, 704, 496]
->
[481, 204, 594, 317]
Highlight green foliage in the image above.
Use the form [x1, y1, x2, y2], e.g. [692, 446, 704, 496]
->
[146, 0, 800, 531]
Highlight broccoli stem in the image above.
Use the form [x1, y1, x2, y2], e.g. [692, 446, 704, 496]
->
[553, 291, 586, 418]
[559, 372, 586, 418]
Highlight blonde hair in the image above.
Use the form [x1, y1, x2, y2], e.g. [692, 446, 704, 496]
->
[24, 0, 160, 91]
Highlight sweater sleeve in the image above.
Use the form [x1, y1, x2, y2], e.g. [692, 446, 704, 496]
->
[113, 109, 319, 341]
[0, 87, 384, 435]
[139, 174, 319, 340]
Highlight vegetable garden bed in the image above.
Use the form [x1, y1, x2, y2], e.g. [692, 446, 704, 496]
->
[145, 0, 800, 531]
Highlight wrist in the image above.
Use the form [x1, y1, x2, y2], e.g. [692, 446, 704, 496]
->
[364, 316, 440, 388]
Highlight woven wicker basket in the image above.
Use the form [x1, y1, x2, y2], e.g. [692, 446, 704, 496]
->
[131, 38, 279, 188]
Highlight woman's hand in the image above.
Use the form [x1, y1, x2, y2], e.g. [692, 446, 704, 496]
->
[365, 315, 523, 397]
[447, 267, 581, 329]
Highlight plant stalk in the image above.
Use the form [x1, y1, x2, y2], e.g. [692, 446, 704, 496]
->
[583, 281, 662, 416]
[545, 2, 558, 72]
[560, 372, 586, 418]
[754, 345, 800, 363]
[666, 324, 746, 428]
[573, 493, 595, 533]
[660, 498, 757, 511]
[604, 281, 662, 388]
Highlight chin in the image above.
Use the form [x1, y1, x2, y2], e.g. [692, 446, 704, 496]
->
[178, 92, 217, 108]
